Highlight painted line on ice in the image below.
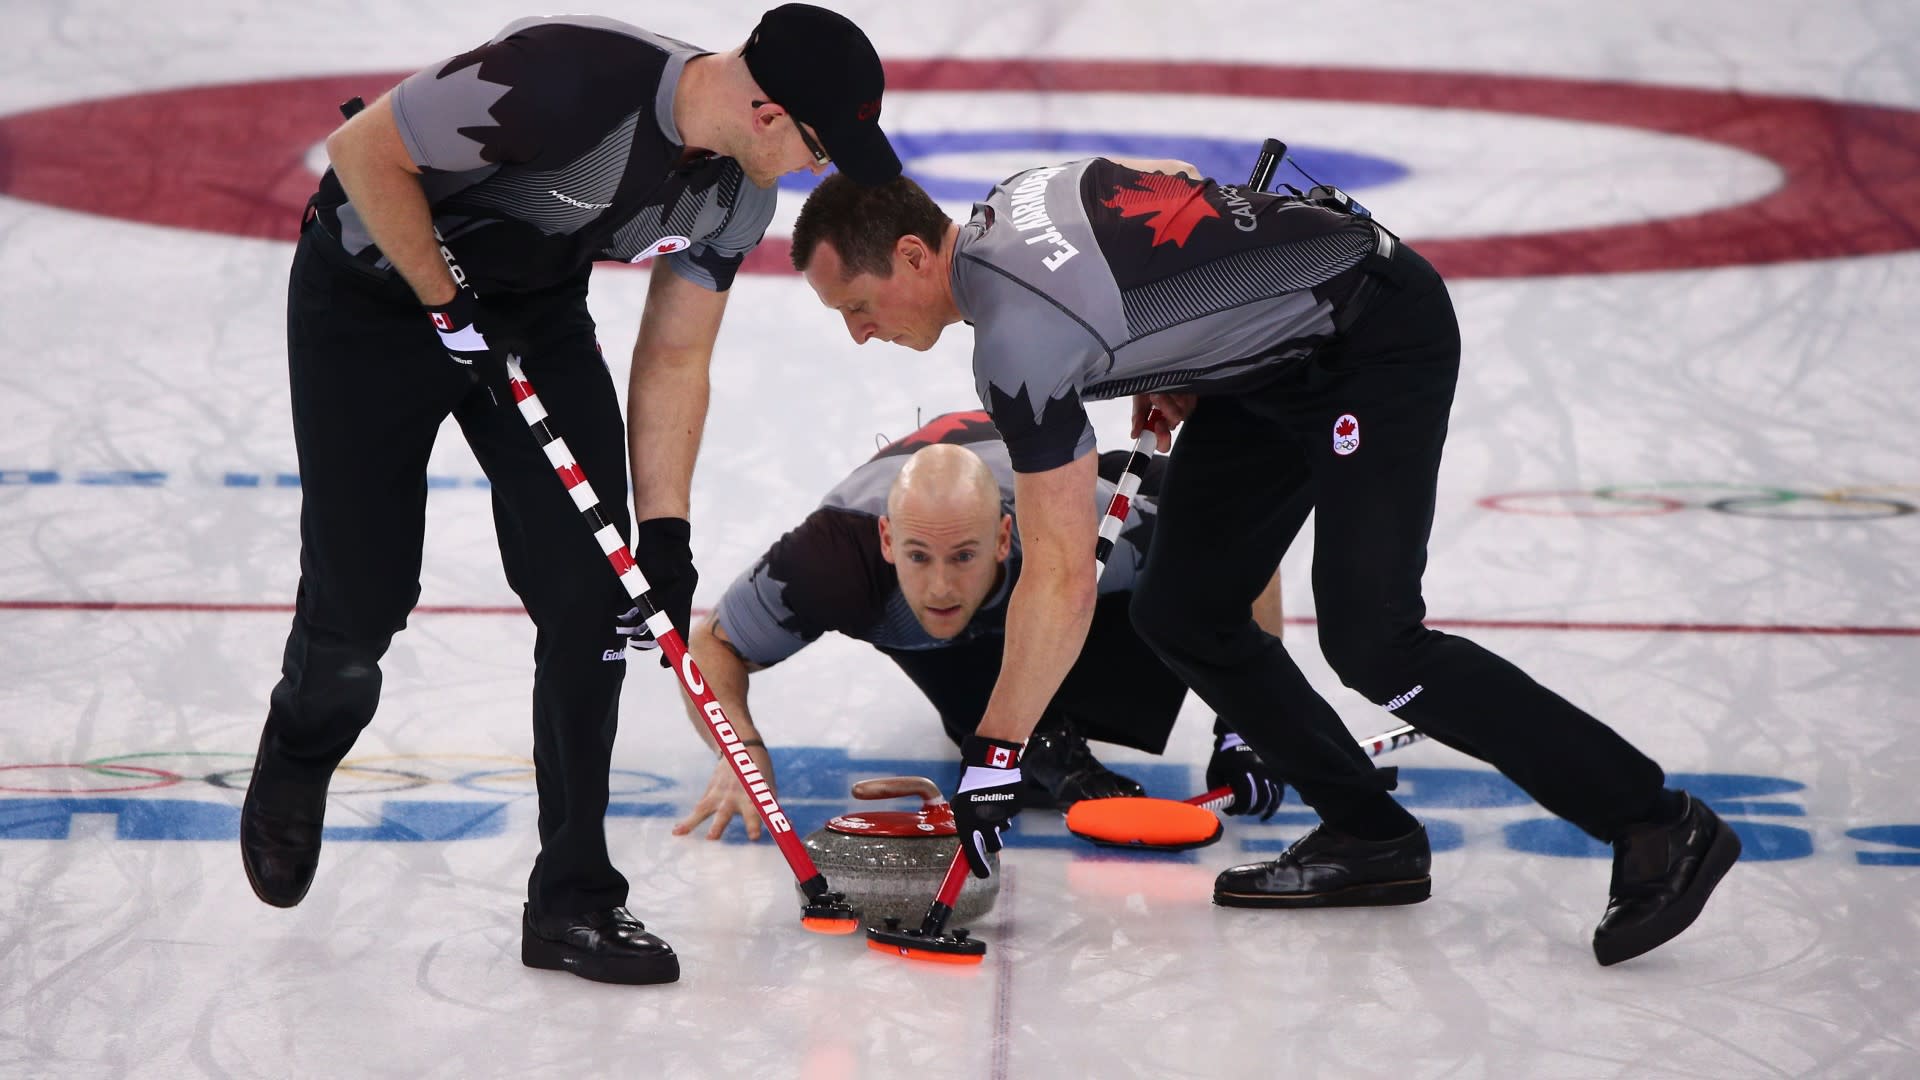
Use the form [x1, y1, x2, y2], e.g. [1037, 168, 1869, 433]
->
[1, 600, 1916, 636]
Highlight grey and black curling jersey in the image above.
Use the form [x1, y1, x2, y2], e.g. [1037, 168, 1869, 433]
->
[952, 158, 1392, 472]
[308, 16, 776, 295]
[713, 411, 1161, 668]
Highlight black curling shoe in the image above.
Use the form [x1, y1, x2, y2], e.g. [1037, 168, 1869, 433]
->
[1020, 728, 1145, 809]
[1593, 792, 1741, 967]
[522, 905, 680, 985]
[239, 733, 328, 909]
[1214, 824, 1432, 908]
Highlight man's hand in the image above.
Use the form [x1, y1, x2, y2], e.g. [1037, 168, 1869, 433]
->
[672, 745, 775, 840]
[1131, 392, 1197, 451]
[425, 288, 516, 385]
[627, 518, 698, 652]
[954, 734, 1025, 878]
[1207, 728, 1285, 821]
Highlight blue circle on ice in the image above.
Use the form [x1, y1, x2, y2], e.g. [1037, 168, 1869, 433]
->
[778, 131, 1408, 201]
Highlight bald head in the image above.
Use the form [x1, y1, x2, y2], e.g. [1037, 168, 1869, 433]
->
[879, 444, 1012, 639]
[887, 444, 1001, 526]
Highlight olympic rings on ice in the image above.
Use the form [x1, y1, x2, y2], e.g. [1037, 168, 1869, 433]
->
[1476, 483, 1919, 520]
[0, 763, 180, 794]
[0, 753, 676, 796]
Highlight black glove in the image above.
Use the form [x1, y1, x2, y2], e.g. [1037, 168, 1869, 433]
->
[1207, 725, 1284, 821]
[624, 518, 697, 653]
[954, 734, 1024, 879]
[425, 288, 515, 388]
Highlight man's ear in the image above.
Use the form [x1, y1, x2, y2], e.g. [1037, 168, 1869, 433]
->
[878, 515, 896, 563]
[995, 513, 1012, 561]
[899, 233, 930, 273]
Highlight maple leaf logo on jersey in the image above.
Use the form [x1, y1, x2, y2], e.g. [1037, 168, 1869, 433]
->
[906, 411, 995, 447]
[1102, 173, 1220, 247]
[872, 411, 1001, 459]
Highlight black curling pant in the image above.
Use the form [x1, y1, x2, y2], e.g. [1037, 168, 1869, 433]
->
[264, 229, 635, 916]
[1130, 244, 1666, 843]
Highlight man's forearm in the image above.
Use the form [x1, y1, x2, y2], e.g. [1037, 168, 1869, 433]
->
[976, 450, 1101, 744]
[974, 566, 1097, 743]
[323, 93, 460, 306]
[682, 618, 760, 751]
[627, 345, 710, 520]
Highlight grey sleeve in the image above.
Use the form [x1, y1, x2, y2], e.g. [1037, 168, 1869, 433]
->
[664, 179, 778, 292]
[711, 561, 815, 668]
[965, 264, 1102, 473]
[390, 61, 516, 173]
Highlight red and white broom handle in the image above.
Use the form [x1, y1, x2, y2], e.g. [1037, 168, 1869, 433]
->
[1093, 412, 1161, 577]
[1189, 723, 1428, 810]
[501, 356, 837, 902]
[924, 832, 974, 924]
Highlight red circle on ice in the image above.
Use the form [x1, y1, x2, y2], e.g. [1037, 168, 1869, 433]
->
[0, 763, 181, 794]
[2, 61, 1916, 279]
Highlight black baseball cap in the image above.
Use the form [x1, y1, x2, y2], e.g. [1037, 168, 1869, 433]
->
[743, 4, 900, 185]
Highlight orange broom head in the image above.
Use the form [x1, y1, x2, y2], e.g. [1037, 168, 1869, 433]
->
[865, 937, 986, 965]
[801, 914, 862, 935]
[1066, 796, 1223, 850]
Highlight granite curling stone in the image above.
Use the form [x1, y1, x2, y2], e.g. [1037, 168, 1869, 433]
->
[797, 776, 999, 925]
